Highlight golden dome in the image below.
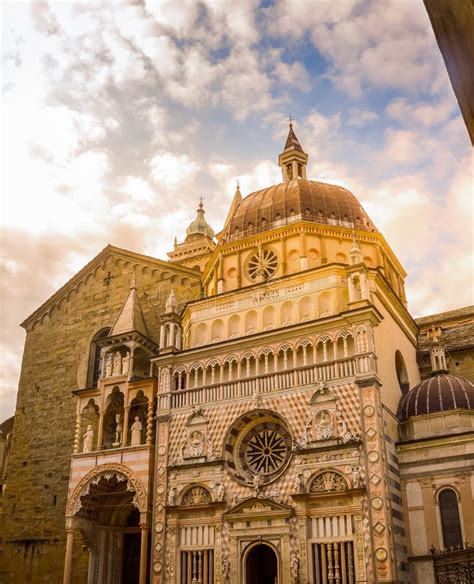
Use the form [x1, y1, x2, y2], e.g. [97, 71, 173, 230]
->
[220, 179, 377, 242]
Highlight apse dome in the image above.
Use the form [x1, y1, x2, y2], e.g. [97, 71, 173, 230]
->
[397, 373, 474, 421]
[220, 179, 377, 243]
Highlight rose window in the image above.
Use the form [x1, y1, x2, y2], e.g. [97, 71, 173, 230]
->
[244, 427, 288, 475]
[224, 412, 292, 486]
[247, 249, 278, 281]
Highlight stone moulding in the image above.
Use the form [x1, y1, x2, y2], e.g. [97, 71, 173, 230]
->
[65, 462, 147, 517]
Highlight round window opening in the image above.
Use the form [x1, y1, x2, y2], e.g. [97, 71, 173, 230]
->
[247, 249, 279, 282]
[224, 412, 292, 486]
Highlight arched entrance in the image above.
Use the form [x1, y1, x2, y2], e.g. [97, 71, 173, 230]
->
[64, 466, 149, 584]
[245, 543, 278, 584]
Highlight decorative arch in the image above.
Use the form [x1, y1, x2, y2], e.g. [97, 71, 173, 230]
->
[308, 470, 349, 494]
[258, 346, 274, 358]
[66, 463, 147, 517]
[205, 358, 221, 369]
[180, 483, 213, 506]
[243, 540, 279, 584]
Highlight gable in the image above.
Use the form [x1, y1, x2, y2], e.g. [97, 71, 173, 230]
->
[21, 244, 201, 331]
[224, 496, 294, 521]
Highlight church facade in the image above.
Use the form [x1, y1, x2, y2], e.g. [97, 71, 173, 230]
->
[1, 126, 473, 584]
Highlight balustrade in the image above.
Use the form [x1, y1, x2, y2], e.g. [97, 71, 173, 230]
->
[159, 353, 376, 410]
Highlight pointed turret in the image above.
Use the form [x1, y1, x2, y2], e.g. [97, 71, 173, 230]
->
[110, 280, 149, 337]
[278, 118, 308, 182]
[222, 181, 243, 234]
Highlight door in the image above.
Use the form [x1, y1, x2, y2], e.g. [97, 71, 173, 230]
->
[245, 543, 278, 584]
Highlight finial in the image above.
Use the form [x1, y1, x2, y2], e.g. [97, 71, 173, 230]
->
[198, 196, 204, 209]
[173, 236, 177, 249]
[287, 113, 293, 127]
[130, 269, 136, 290]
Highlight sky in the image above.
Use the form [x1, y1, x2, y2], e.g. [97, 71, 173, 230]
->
[1, 0, 473, 420]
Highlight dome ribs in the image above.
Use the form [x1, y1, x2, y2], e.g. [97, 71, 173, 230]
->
[224, 179, 377, 241]
[398, 373, 474, 420]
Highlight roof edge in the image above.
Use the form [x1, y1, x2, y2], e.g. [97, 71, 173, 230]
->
[20, 244, 200, 330]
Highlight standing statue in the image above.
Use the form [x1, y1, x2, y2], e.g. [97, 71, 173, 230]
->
[113, 351, 122, 376]
[122, 352, 130, 376]
[113, 413, 123, 446]
[214, 483, 225, 502]
[105, 353, 113, 377]
[293, 474, 302, 494]
[351, 465, 362, 488]
[82, 425, 94, 453]
[130, 416, 142, 446]
[290, 555, 299, 584]
[167, 487, 176, 506]
[252, 473, 263, 496]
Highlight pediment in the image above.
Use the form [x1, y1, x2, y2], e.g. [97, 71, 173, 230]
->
[22, 244, 200, 331]
[225, 496, 294, 520]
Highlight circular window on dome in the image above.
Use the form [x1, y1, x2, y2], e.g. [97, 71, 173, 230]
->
[224, 411, 292, 486]
[247, 249, 279, 282]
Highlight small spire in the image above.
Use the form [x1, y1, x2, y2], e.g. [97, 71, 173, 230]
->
[430, 341, 449, 375]
[279, 117, 308, 182]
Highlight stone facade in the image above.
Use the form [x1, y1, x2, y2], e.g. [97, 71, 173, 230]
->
[0, 246, 200, 584]
[1, 128, 473, 584]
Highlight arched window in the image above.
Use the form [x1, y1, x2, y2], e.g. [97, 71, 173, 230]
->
[87, 328, 110, 387]
[395, 350, 409, 395]
[439, 488, 463, 549]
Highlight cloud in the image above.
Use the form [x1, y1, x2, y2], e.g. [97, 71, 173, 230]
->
[346, 108, 378, 127]
[267, 0, 446, 97]
[149, 153, 199, 187]
[386, 97, 455, 127]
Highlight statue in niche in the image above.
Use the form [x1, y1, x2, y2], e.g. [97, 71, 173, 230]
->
[351, 465, 362, 488]
[252, 473, 263, 496]
[113, 351, 122, 376]
[82, 425, 94, 453]
[167, 487, 176, 506]
[105, 353, 113, 377]
[113, 413, 123, 446]
[214, 483, 225, 502]
[315, 409, 334, 440]
[122, 352, 130, 376]
[293, 474, 302, 494]
[130, 416, 142, 446]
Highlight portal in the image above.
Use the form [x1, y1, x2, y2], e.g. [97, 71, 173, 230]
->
[245, 543, 278, 584]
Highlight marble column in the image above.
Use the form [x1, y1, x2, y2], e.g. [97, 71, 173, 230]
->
[63, 529, 74, 584]
[139, 526, 149, 584]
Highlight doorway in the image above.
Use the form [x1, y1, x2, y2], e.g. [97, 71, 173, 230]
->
[245, 543, 278, 584]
